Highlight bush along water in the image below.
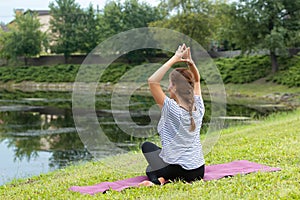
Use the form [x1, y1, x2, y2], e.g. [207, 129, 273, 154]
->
[0, 55, 300, 87]
[214, 55, 271, 84]
[268, 55, 300, 87]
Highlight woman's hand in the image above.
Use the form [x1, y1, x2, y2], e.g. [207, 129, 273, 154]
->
[174, 44, 194, 66]
[182, 47, 195, 66]
[174, 44, 189, 61]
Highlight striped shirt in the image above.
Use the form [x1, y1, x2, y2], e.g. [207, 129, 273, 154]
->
[158, 95, 205, 170]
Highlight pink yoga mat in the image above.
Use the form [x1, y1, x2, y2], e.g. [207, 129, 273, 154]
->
[69, 160, 281, 195]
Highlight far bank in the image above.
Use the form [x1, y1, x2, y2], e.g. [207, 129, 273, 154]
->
[1, 80, 299, 108]
[0, 55, 299, 107]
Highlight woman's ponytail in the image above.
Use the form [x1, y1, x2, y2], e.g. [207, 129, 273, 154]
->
[170, 68, 196, 132]
[188, 99, 196, 131]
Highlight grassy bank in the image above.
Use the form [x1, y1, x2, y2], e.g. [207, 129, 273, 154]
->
[1, 109, 299, 199]
[1, 55, 300, 87]
[223, 81, 300, 107]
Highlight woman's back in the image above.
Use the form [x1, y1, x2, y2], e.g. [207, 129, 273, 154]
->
[158, 95, 205, 170]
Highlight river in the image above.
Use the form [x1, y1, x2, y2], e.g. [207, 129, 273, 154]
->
[0, 89, 291, 185]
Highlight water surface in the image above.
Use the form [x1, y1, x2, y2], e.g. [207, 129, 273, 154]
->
[0, 89, 289, 185]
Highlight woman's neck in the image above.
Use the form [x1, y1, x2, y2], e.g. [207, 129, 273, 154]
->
[175, 98, 189, 111]
[175, 97, 196, 112]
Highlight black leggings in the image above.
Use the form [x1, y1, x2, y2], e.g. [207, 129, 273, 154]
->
[141, 141, 205, 185]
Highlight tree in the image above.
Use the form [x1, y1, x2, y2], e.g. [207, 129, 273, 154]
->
[99, 0, 164, 39]
[49, 0, 83, 63]
[98, 1, 124, 39]
[122, 0, 166, 62]
[0, 28, 11, 64]
[1, 12, 45, 65]
[163, 0, 186, 13]
[76, 4, 102, 54]
[227, 0, 300, 73]
[209, 1, 235, 51]
[122, 0, 165, 30]
[150, 0, 223, 49]
[98, 0, 166, 63]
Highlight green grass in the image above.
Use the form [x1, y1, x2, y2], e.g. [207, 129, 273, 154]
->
[198, 80, 300, 109]
[225, 82, 300, 97]
[224, 81, 300, 99]
[223, 81, 300, 107]
[1, 109, 299, 199]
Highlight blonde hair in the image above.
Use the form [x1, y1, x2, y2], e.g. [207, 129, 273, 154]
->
[170, 68, 196, 131]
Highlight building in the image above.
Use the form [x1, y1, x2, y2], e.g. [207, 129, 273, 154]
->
[29, 10, 51, 33]
[8, 9, 51, 33]
[0, 23, 8, 32]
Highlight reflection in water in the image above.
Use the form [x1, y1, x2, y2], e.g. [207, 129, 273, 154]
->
[0, 139, 52, 185]
[49, 150, 93, 169]
[0, 90, 291, 185]
[0, 91, 94, 185]
[0, 109, 88, 159]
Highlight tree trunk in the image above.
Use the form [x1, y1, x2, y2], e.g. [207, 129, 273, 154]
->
[64, 54, 69, 64]
[270, 51, 279, 73]
[24, 56, 28, 66]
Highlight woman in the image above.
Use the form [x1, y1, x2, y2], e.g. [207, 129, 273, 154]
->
[139, 44, 205, 186]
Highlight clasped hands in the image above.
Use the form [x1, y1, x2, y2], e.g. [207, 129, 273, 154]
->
[174, 43, 194, 66]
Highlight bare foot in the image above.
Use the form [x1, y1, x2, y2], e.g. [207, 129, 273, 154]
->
[138, 180, 154, 187]
[138, 177, 168, 187]
[158, 177, 168, 185]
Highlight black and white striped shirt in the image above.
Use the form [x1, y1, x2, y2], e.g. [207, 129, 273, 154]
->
[158, 95, 205, 170]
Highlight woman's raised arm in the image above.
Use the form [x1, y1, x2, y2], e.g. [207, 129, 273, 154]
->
[183, 47, 201, 96]
[148, 45, 188, 108]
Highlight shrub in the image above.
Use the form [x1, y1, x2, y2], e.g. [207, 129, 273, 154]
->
[213, 56, 271, 84]
[269, 56, 300, 87]
[1, 55, 300, 87]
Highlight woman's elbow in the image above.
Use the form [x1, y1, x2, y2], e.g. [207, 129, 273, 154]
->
[148, 78, 157, 85]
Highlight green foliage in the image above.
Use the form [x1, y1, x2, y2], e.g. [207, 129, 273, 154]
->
[98, 0, 166, 63]
[1, 0, 234, 65]
[99, 0, 165, 38]
[0, 63, 136, 83]
[0, 29, 11, 61]
[150, 0, 225, 49]
[98, 1, 123, 37]
[269, 55, 300, 87]
[76, 4, 101, 54]
[0, 65, 79, 83]
[211, 1, 235, 50]
[100, 63, 134, 83]
[225, 0, 300, 72]
[49, 0, 83, 62]
[228, 0, 300, 52]
[214, 56, 271, 84]
[150, 12, 212, 49]
[0, 12, 45, 65]
[1, 55, 300, 87]
[213, 55, 300, 87]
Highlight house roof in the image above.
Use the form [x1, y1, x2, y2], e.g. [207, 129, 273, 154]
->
[8, 9, 50, 25]
[0, 24, 8, 32]
[24, 10, 50, 16]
